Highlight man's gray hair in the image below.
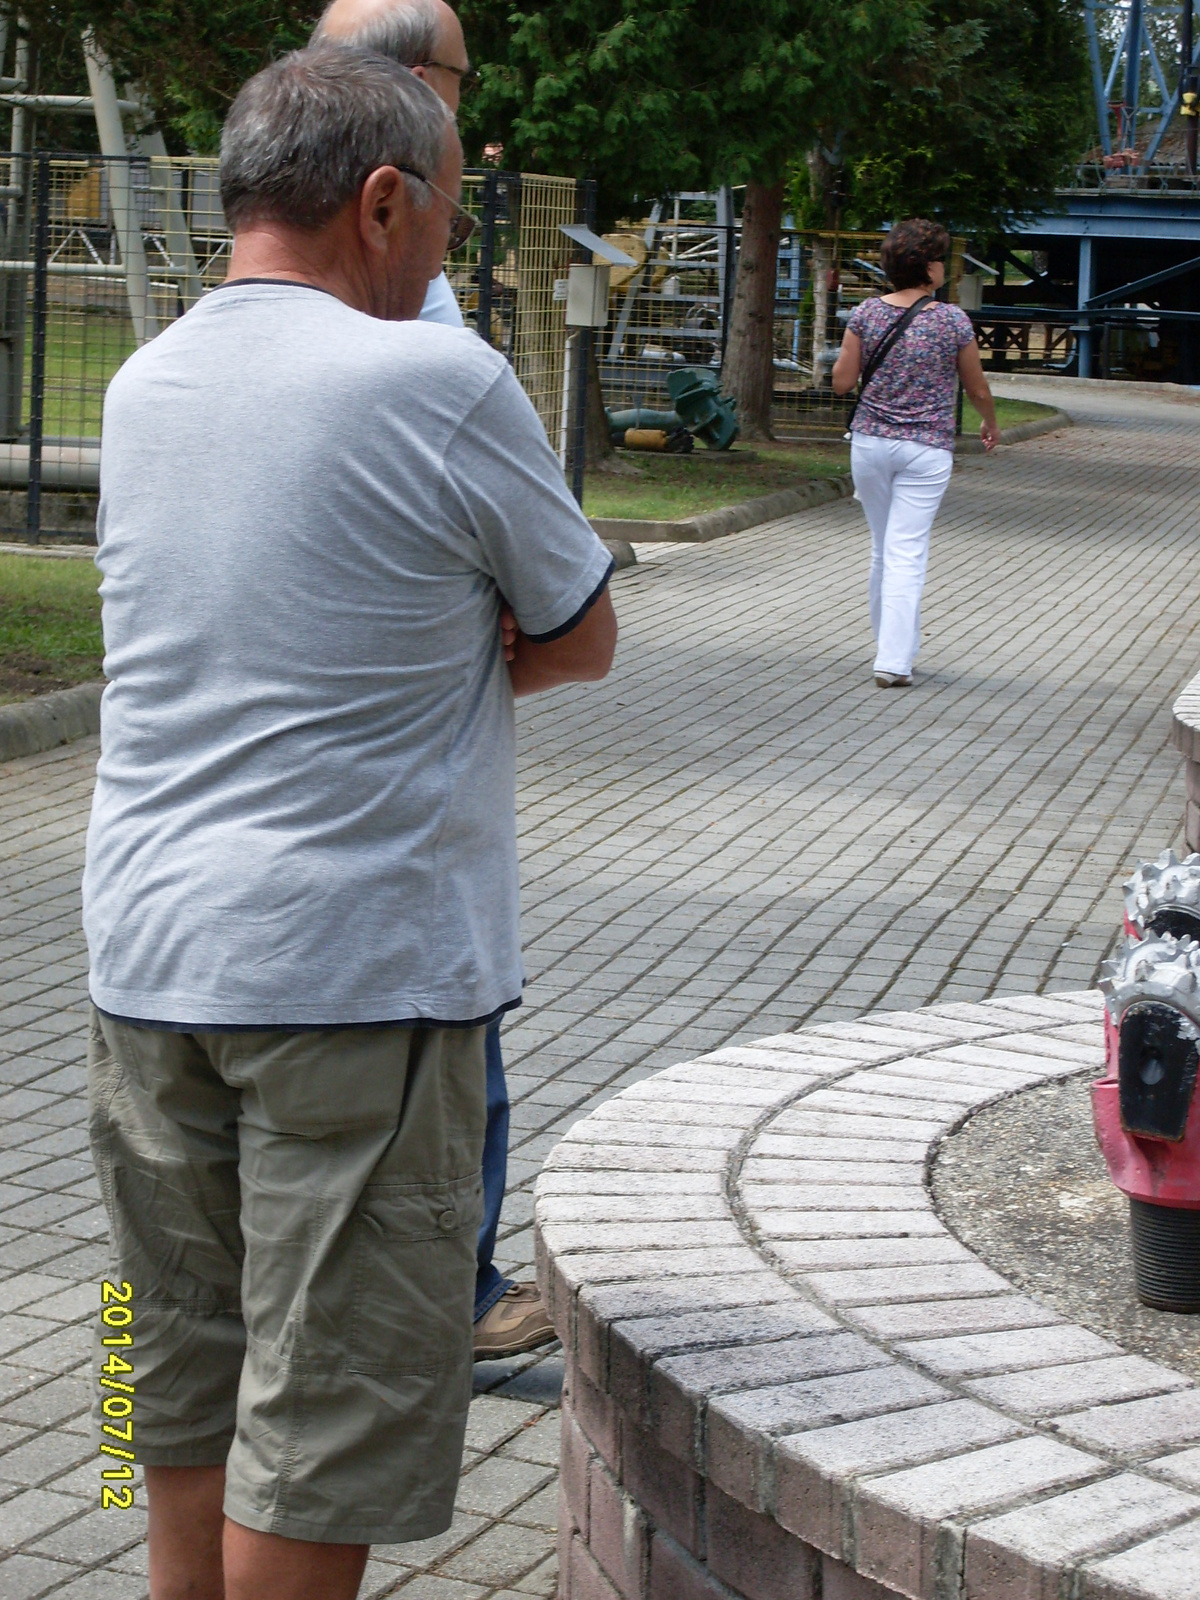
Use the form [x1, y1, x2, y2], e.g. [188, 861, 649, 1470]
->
[313, 0, 441, 66]
[219, 43, 451, 232]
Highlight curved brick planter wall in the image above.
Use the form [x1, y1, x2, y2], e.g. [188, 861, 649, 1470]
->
[535, 992, 1200, 1600]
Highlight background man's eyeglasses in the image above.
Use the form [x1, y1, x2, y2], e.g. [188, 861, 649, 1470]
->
[418, 61, 480, 93]
[396, 166, 478, 251]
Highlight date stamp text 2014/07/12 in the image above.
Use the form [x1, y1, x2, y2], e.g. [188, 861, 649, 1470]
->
[98, 1279, 136, 1509]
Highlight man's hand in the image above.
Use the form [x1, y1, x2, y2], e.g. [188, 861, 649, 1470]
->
[506, 588, 617, 697]
[500, 605, 518, 662]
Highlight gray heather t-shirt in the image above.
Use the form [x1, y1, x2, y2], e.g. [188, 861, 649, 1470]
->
[83, 281, 612, 1027]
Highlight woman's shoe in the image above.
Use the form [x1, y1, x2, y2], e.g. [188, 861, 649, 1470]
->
[874, 671, 912, 688]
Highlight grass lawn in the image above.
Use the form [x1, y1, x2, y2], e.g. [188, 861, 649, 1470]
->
[584, 440, 850, 522]
[585, 398, 1059, 523]
[966, 396, 1056, 432]
[0, 553, 102, 703]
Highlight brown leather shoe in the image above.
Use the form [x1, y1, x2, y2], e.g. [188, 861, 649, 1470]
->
[473, 1282, 557, 1360]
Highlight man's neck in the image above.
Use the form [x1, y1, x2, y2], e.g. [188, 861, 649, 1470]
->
[226, 224, 372, 314]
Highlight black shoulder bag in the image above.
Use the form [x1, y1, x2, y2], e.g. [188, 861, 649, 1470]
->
[844, 295, 932, 437]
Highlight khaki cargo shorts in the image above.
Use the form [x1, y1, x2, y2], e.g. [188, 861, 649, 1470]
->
[88, 1008, 486, 1545]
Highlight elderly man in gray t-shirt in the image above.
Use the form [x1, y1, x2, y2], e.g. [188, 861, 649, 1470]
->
[84, 44, 614, 1600]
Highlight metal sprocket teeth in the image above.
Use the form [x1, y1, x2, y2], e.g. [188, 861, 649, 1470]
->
[1123, 849, 1200, 935]
[1100, 931, 1200, 1033]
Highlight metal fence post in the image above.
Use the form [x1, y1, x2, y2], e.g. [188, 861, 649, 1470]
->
[475, 168, 499, 345]
[569, 179, 596, 508]
[25, 151, 49, 545]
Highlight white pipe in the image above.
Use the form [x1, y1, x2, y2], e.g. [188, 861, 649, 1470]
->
[137, 128, 203, 308]
[83, 31, 157, 344]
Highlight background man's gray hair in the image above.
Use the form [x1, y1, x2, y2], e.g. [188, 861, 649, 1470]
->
[313, 0, 441, 65]
[219, 43, 451, 232]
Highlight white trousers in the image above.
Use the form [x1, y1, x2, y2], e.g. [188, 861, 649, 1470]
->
[851, 434, 953, 676]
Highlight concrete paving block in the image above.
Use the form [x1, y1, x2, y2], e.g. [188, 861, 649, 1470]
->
[1079, 1513, 1200, 1600]
[739, 1183, 932, 1212]
[965, 1473, 1200, 1600]
[741, 1156, 927, 1187]
[834, 1071, 985, 1105]
[27, 1503, 148, 1564]
[542, 1145, 728, 1174]
[854, 1436, 1106, 1600]
[652, 1332, 888, 1468]
[766, 1109, 946, 1143]
[536, 1170, 724, 1197]
[803, 1261, 1013, 1307]
[616, 1077, 801, 1107]
[620, 1415, 705, 1557]
[898, 1324, 1121, 1378]
[965, 1357, 1189, 1418]
[1052, 1389, 1200, 1454]
[705, 1483, 819, 1600]
[706, 1366, 946, 1511]
[441, 1521, 561, 1592]
[575, 1274, 800, 1385]
[775, 1399, 1026, 1552]
[756, 1210, 945, 1240]
[1145, 1446, 1200, 1490]
[562, 1119, 742, 1151]
[455, 1453, 556, 1518]
[609, 1303, 837, 1419]
[540, 1220, 745, 1256]
[800, 1089, 965, 1123]
[585, 1456, 648, 1599]
[770, 1237, 972, 1272]
[748, 1135, 929, 1164]
[538, 1194, 732, 1226]
[647, 1527, 739, 1600]
[849, 1295, 1063, 1342]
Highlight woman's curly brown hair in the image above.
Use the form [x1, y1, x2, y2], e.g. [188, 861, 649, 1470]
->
[880, 219, 950, 291]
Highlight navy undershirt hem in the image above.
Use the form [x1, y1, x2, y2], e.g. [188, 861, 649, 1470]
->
[92, 994, 522, 1035]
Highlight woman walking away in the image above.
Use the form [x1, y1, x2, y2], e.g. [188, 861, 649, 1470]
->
[832, 219, 999, 688]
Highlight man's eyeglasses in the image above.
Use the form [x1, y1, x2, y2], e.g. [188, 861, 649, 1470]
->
[418, 60, 480, 94]
[396, 166, 478, 251]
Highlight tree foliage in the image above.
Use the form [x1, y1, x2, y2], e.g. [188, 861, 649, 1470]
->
[17, 2, 320, 150]
[803, 0, 1093, 239]
[458, 0, 914, 225]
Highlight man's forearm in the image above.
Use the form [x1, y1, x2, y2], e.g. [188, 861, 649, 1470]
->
[505, 588, 617, 697]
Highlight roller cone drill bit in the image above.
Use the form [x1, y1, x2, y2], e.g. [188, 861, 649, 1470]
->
[1100, 933, 1200, 1036]
[1123, 850, 1200, 941]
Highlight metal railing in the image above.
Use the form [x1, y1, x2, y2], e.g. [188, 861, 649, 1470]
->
[3, 154, 590, 541]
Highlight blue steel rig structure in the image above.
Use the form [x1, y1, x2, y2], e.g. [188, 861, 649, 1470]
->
[979, 1, 1200, 382]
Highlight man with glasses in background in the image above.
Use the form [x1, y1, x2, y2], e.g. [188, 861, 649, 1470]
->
[317, 0, 559, 1366]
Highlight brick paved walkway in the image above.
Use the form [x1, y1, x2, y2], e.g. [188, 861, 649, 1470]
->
[0, 382, 1196, 1597]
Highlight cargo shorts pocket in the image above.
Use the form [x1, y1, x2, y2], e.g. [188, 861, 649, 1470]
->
[348, 1170, 482, 1375]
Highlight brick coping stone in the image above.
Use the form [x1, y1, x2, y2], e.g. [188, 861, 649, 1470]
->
[535, 990, 1200, 1600]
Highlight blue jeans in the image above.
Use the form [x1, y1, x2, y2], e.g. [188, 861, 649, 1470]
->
[474, 1020, 515, 1322]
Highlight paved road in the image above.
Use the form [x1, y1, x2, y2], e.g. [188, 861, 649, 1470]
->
[0, 381, 1196, 1597]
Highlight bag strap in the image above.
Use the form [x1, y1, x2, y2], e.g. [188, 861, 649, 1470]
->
[857, 294, 932, 397]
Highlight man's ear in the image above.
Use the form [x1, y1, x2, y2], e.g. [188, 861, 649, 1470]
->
[359, 166, 406, 256]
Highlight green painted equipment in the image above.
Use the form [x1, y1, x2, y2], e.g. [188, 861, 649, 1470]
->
[605, 367, 739, 451]
[667, 368, 739, 450]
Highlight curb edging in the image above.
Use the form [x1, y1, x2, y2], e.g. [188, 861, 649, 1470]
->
[956, 408, 1072, 454]
[0, 680, 102, 763]
[590, 474, 854, 545]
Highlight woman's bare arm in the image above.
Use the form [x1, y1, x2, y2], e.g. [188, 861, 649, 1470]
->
[957, 341, 1001, 452]
[831, 329, 862, 396]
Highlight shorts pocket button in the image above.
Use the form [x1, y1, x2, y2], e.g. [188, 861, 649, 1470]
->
[438, 1210, 457, 1232]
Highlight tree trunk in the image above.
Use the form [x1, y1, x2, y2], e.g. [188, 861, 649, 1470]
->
[585, 338, 613, 467]
[720, 178, 784, 441]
